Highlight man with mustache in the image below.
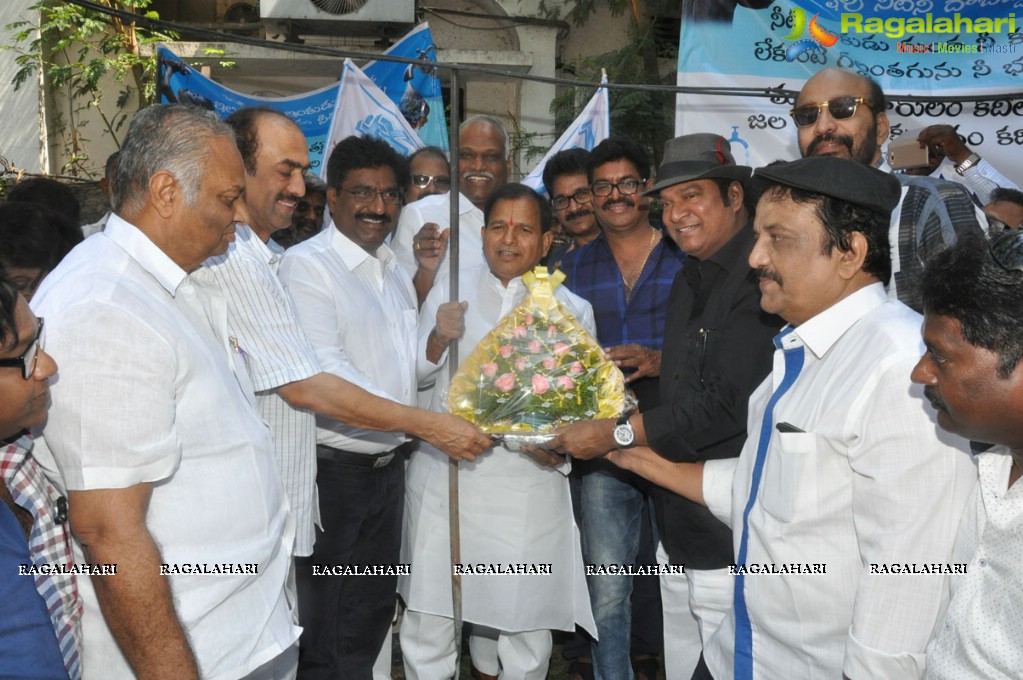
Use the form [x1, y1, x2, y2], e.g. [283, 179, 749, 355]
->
[203, 107, 488, 585]
[793, 67, 985, 313]
[541, 148, 601, 270]
[911, 233, 1023, 679]
[393, 115, 511, 306]
[604, 157, 976, 680]
[273, 173, 327, 247]
[550, 138, 685, 680]
[278, 135, 425, 679]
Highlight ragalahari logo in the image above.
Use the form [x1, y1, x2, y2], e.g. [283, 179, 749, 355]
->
[783, 7, 839, 61]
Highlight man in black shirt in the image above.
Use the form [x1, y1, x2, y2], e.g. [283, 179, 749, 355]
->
[551, 133, 783, 678]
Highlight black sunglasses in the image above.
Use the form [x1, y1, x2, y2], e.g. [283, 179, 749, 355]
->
[789, 96, 873, 128]
[990, 228, 1023, 272]
[0, 317, 44, 380]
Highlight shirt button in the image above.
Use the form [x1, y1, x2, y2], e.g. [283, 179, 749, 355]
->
[978, 558, 987, 567]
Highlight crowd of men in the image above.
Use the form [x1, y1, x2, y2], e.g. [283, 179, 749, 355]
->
[1, 66, 1022, 680]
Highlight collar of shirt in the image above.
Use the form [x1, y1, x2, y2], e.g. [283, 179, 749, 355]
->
[687, 220, 755, 283]
[785, 282, 888, 359]
[106, 213, 188, 296]
[234, 224, 284, 268]
[324, 220, 398, 286]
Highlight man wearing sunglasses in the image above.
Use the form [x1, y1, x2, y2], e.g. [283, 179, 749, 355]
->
[984, 187, 1023, 233]
[406, 146, 451, 204]
[912, 233, 1023, 679]
[393, 115, 512, 306]
[0, 267, 79, 680]
[793, 67, 986, 313]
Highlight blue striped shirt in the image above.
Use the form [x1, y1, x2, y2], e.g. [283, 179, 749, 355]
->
[559, 230, 684, 350]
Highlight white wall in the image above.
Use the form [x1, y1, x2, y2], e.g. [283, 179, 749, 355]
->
[0, 0, 45, 174]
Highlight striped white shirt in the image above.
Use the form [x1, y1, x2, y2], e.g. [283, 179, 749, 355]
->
[204, 226, 321, 556]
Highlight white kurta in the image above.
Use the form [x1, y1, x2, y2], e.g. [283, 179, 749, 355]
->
[399, 265, 597, 636]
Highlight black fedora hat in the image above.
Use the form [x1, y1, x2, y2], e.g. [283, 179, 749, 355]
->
[646, 133, 752, 195]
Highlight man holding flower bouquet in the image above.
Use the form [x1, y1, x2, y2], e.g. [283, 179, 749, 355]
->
[399, 183, 597, 680]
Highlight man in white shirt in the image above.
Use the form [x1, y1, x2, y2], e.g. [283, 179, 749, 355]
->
[400, 183, 596, 680]
[33, 104, 301, 680]
[911, 232, 1023, 679]
[605, 157, 977, 680]
[393, 115, 511, 306]
[792, 67, 987, 312]
[903, 124, 1019, 207]
[279, 135, 424, 679]
[203, 107, 488, 563]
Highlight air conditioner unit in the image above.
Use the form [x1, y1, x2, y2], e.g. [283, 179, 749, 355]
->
[260, 0, 415, 24]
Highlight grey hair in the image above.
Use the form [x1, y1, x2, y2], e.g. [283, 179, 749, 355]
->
[460, 114, 511, 160]
[114, 104, 236, 217]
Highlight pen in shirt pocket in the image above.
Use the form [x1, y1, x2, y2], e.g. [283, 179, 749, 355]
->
[775, 422, 805, 433]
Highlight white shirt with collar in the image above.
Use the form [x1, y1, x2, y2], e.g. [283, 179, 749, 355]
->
[928, 156, 1020, 207]
[400, 265, 597, 635]
[701, 283, 977, 680]
[279, 220, 418, 454]
[926, 445, 1023, 679]
[32, 213, 299, 680]
[392, 191, 486, 283]
[203, 224, 322, 556]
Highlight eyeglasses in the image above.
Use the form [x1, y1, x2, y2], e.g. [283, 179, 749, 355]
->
[591, 179, 645, 197]
[295, 200, 325, 217]
[789, 96, 873, 128]
[987, 214, 1023, 233]
[0, 317, 44, 380]
[551, 188, 593, 210]
[341, 187, 402, 205]
[990, 228, 1023, 272]
[411, 173, 451, 191]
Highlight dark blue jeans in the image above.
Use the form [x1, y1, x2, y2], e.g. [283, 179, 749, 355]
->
[295, 456, 404, 680]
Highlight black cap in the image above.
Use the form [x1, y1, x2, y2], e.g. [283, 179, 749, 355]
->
[752, 157, 901, 217]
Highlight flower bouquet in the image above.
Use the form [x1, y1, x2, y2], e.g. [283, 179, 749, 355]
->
[448, 266, 629, 445]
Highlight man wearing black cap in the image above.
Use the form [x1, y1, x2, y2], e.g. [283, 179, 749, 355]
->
[551, 133, 783, 678]
[606, 157, 976, 680]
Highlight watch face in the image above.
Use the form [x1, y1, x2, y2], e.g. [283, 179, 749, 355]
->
[614, 423, 634, 447]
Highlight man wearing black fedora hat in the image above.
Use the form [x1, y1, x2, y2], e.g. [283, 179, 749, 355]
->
[551, 133, 783, 678]
[605, 157, 975, 680]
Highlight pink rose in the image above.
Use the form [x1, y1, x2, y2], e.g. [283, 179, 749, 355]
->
[532, 374, 550, 395]
[569, 361, 584, 375]
[528, 339, 542, 354]
[514, 356, 528, 371]
[525, 314, 535, 325]
[546, 324, 557, 339]
[495, 373, 516, 393]
[512, 325, 527, 339]
[553, 342, 571, 356]
[556, 376, 575, 391]
[543, 357, 557, 370]
[499, 344, 514, 358]
[482, 362, 498, 378]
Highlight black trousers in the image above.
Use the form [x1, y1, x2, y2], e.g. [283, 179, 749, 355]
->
[690, 654, 715, 680]
[295, 455, 404, 680]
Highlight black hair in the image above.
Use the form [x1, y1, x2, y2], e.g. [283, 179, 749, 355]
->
[586, 138, 651, 184]
[6, 177, 82, 226]
[922, 233, 1023, 378]
[989, 187, 1023, 207]
[0, 264, 17, 349]
[542, 148, 591, 196]
[325, 135, 410, 195]
[761, 184, 891, 283]
[225, 106, 299, 175]
[483, 183, 553, 234]
[0, 201, 81, 274]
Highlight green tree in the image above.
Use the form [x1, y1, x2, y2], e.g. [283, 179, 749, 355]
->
[543, 0, 677, 165]
[4, 0, 176, 176]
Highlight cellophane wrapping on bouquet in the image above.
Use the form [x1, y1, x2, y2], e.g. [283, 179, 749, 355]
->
[448, 266, 628, 444]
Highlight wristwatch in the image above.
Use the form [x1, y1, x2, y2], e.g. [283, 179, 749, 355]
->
[954, 152, 981, 176]
[613, 414, 635, 448]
